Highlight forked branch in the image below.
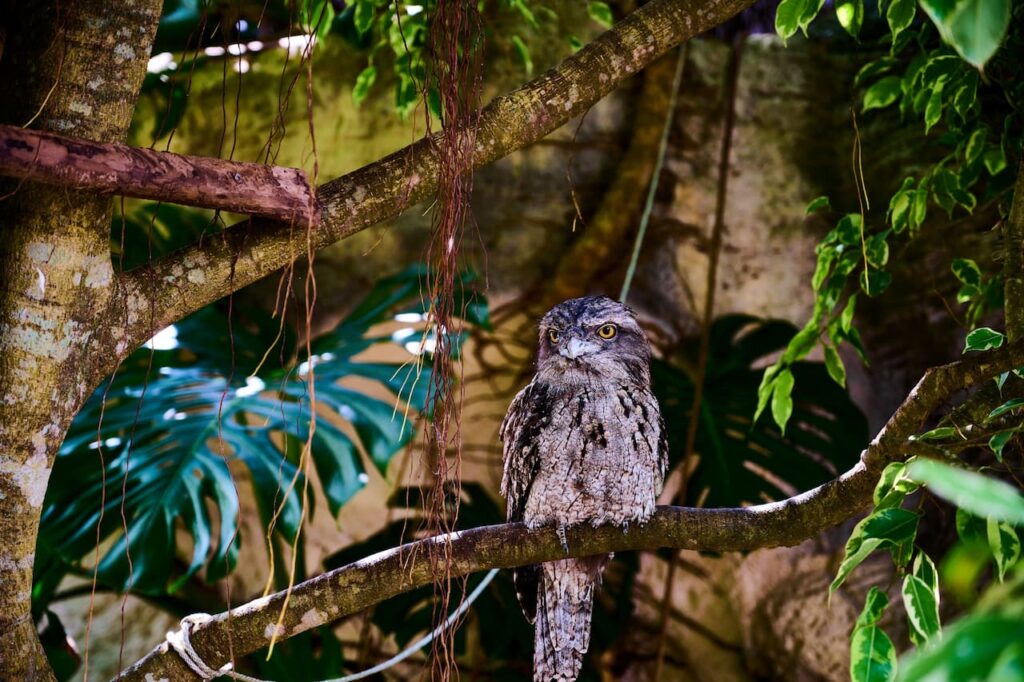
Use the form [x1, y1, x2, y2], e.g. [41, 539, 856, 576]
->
[115, 0, 758, 351]
[114, 341, 1024, 681]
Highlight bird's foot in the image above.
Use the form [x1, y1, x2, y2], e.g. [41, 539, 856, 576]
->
[556, 524, 569, 554]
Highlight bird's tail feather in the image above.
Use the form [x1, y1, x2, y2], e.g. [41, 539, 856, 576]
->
[533, 557, 605, 682]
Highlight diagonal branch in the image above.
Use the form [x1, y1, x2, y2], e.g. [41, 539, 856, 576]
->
[114, 341, 1024, 682]
[0, 124, 319, 225]
[115, 0, 758, 351]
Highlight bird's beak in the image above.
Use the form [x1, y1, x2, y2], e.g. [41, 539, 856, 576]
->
[560, 337, 589, 360]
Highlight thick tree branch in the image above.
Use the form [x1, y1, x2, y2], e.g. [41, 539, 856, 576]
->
[115, 341, 1024, 682]
[1004, 158, 1024, 341]
[0, 124, 319, 225]
[116, 0, 757, 351]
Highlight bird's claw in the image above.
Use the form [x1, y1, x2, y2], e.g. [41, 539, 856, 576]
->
[557, 525, 569, 554]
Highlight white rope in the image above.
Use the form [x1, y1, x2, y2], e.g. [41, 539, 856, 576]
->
[164, 568, 500, 681]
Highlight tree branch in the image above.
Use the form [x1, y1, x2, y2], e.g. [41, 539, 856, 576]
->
[114, 341, 1024, 682]
[1004, 158, 1024, 341]
[0, 124, 319, 225]
[116, 0, 757, 351]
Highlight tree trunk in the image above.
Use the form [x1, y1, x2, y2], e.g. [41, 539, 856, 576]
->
[0, 2, 161, 678]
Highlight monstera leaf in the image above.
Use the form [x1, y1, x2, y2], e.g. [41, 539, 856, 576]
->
[36, 266, 487, 597]
[323, 483, 635, 682]
[652, 315, 868, 507]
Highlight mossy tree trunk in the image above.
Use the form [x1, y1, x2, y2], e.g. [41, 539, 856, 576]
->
[0, 2, 162, 678]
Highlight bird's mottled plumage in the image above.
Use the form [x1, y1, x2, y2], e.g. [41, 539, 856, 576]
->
[500, 296, 667, 682]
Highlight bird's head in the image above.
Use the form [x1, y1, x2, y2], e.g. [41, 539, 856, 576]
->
[536, 296, 651, 381]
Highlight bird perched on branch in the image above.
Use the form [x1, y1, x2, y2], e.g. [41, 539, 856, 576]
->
[500, 296, 667, 682]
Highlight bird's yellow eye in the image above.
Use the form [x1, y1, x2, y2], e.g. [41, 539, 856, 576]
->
[548, 329, 560, 343]
[597, 324, 617, 339]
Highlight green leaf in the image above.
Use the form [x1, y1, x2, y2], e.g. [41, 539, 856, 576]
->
[964, 128, 987, 165]
[857, 586, 890, 628]
[951, 257, 982, 287]
[798, 0, 826, 32]
[983, 145, 1007, 175]
[352, 65, 377, 106]
[924, 81, 945, 132]
[946, 0, 1011, 69]
[806, 195, 831, 214]
[354, 0, 375, 36]
[753, 363, 780, 425]
[851, 622, 898, 682]
[824, 344, 846, 387]
[964, 326, 1005, 352]
[903, 574, 941, 642]
[913, 551, 939, 594]
[887, 0, 916, 44]
[587, 1, 613, 28]
[568, 35, 583, 52]
[989, 430, 1016, 462]
[775, 0, 808, 38]
[860, 269, 893, 297]
[813, 247, 837, 291]
[989, 398, 1024, 421]
[900, 614, 1024, 682]
[655, 316, 868, 508]
[986, 517, 1020, 580]
[510, 35, 533, 76]
[771, 368, 795, 434]
[910, 188, 928, 230]
[874, 461, 921, 508]
[907, 458, 1024, 524]
[866, 233, 891, 268]
[914, 425, 957, 440]
[832, 508, 920, 592]
[863, 75, 902, 111]
[836, 0, 864, 37]
[841, 295, 857, 333]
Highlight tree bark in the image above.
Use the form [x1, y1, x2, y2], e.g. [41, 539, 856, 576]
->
[1004, 159, 1024, 341]
[114, 340, 1024, 681]
[0, 2, 162, 679]
[0, 124, 319, 225]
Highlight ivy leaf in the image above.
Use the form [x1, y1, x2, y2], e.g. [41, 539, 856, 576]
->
[963, 326, 1005, 352]
[587, 1, 614, 28]
[986, 517, 1021, 581]
[900, 615, 1024, 682]
[983, 146, 1007, 175]
[907, 459, 1024, 524]
[863, 75, 902, 111]
[924, 81, 946, 132]
[771, 368, 795, 434]
[887, 0, 916, 45]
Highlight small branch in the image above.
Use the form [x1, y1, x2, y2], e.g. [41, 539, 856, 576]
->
[114, 342, 1024, 682]
[1004, 158, 1024, 342]
[116, 0, 758, 352]
[0, 123, 318, 225]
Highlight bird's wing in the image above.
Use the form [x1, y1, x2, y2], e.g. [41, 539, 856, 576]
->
[499, 378, 551, 523]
